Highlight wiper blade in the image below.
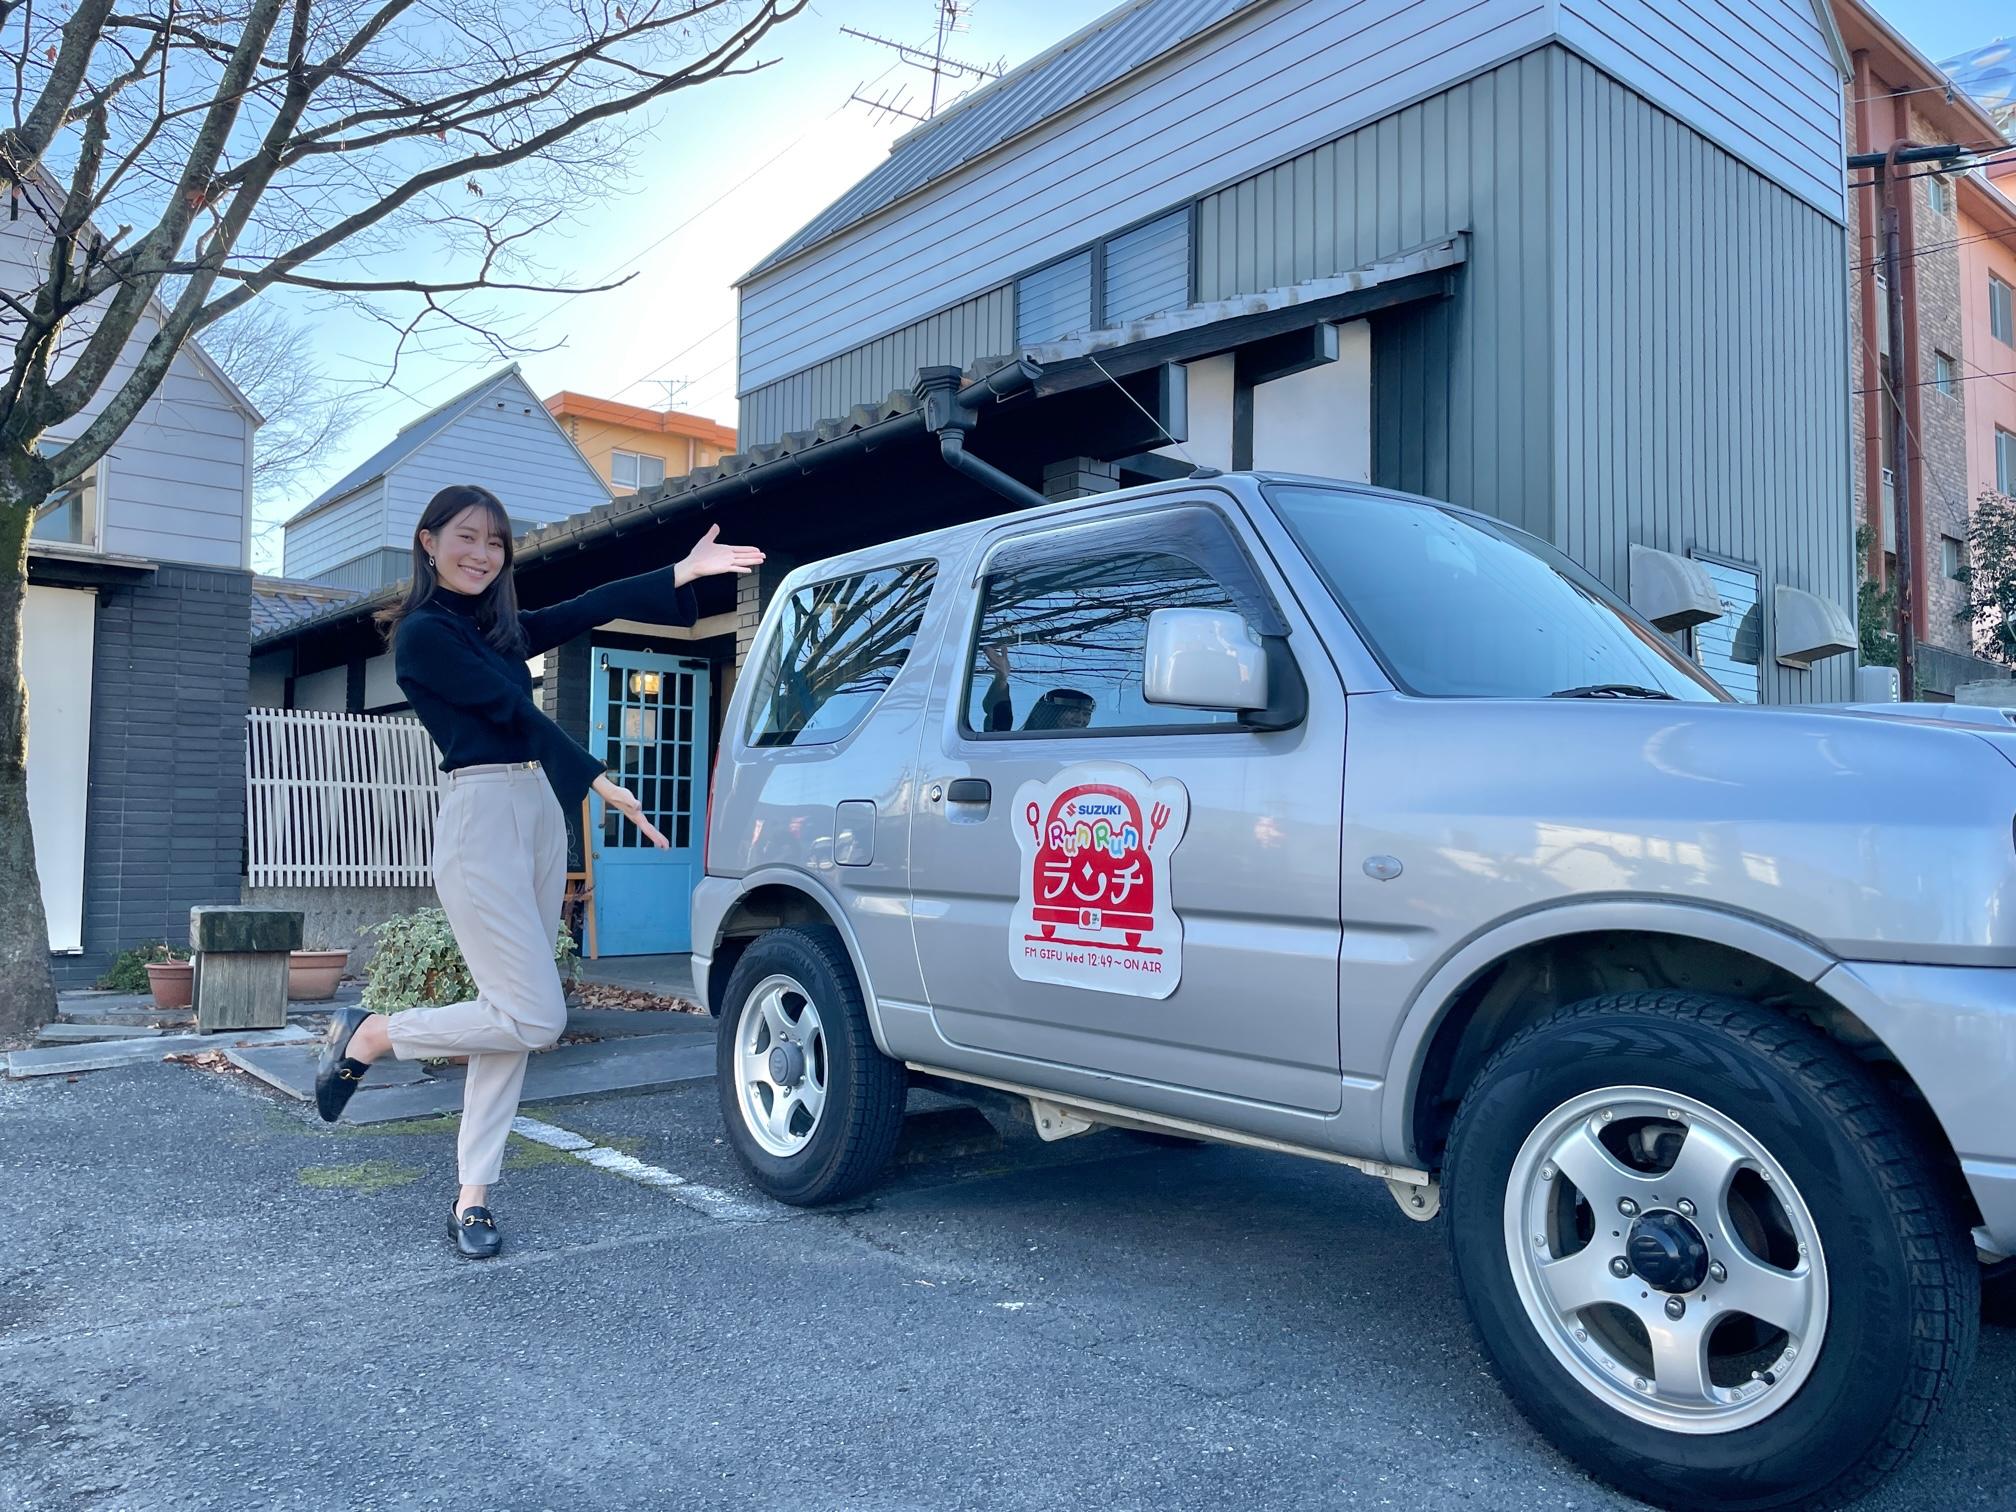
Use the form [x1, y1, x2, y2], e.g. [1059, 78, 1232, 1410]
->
[1548, 683, 1679, 700]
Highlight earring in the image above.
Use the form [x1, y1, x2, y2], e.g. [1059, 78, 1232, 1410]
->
[427, 555, 436, 568]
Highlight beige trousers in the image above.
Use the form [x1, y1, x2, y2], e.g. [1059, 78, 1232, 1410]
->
[386, 762, 569, 1186]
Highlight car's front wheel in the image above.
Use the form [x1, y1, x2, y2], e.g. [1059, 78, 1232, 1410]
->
[1444, 991, 1977, 1510]
[716, 925, 907, 1206]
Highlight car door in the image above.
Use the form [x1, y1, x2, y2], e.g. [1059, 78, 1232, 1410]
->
[905, 495, 1347, 1114]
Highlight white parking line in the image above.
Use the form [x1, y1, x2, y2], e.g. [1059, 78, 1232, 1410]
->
[510, 1115, 775, 1222]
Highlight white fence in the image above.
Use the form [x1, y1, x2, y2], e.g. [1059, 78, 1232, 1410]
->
[245, 709, 443, 888]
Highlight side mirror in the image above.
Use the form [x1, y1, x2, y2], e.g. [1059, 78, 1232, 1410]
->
[1143, 608, 1269, 711]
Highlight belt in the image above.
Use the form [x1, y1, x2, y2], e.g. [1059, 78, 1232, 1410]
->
[446, 760, 542, 779]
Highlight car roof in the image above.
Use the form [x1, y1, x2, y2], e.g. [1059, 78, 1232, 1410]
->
[781, 472, 1467, 587]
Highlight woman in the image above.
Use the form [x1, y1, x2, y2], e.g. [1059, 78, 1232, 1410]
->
[313, 483, 763, 1258]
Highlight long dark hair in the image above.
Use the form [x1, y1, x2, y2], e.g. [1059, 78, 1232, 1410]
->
[375, 484, 527, 655]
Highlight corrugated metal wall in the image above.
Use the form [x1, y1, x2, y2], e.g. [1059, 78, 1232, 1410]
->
[1205, 47, 1850, 702]
[1201, 51, 1558, 542]
[739, 286, 1014, 447]
[1548, 50, 1850, 704]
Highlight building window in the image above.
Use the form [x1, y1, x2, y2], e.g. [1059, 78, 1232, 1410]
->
[1688, 557, 1763, 704]
[1015, 209, 1195, 347]
[1102, 210, 1191, 326]
[1016, 250, 1095, 347]
[1998, 428, 2016, 495]
[1993, 275, 2014, 346]
[1943, 535, 1967, 580]
[610, 449, 666, 491]
[1930, 175, 1953, 216]
[30, 459, 102, 549]
[1934, 351, 1958, 395]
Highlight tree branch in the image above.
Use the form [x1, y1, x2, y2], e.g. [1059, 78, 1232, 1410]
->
[41, 0, 291, 446]
[0, 0, 119, 176]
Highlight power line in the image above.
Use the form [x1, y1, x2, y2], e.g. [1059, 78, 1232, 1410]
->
[1847, 141, 2016, 191]
[1848, 78, 2002, 109]
[321, 65, 904, 448]
[1858, 327, 1974, 622]
[1849, 222, 2016, 272]
[1854, 364, 2016, 395]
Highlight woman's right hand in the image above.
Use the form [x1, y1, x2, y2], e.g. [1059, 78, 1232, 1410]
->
[593, 775, 669, 849]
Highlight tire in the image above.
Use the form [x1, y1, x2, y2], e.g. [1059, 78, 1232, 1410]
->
[1986, 1260, 2016, 1329]
[1443, 991, 1977, 1512]
[716, 925, 907, 1206]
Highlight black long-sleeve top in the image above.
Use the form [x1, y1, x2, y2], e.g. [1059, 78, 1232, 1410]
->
[393, 565, 699, 810]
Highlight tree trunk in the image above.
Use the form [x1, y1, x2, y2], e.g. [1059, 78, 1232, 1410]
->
[0, 450, 61, 1045]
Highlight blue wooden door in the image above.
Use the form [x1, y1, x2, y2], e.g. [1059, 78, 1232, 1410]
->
[590, 648, 711, 955]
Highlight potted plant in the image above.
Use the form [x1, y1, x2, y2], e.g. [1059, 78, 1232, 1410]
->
[133, 944, 193, 1010]
[360, 909, 578, 1059]
[288, 938, 351, 1001]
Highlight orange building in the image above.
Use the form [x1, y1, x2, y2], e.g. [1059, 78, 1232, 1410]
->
[543, 392, 738, 496]
[1959, 163, 2016, 524]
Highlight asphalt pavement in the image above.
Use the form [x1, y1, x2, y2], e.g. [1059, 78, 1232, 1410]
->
[1, 1056, 2010, 1511]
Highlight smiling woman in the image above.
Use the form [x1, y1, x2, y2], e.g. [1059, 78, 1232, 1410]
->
[308, 483, 764, 1257]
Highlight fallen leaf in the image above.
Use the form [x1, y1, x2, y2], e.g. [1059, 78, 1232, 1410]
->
[163, 1050, 240, 1073]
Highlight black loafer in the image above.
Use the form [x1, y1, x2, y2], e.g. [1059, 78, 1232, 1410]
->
[451, 1205, 502, 1259]
[315, 1007, 372, 1123]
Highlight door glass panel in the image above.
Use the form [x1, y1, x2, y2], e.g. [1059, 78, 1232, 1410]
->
[964, 551, 1241, 735]
[748, 562, 936, 747]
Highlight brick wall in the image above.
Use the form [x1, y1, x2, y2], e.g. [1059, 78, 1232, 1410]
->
[57, 563, 252, 989]
[1906, 107, 1974, 655]
[1843, 95, 1978, 660]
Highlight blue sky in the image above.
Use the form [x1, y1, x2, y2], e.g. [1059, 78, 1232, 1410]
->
[266, 1, 1094, 566]
[266, 0, 2016, 569]
[1875, 0, 2012, 63]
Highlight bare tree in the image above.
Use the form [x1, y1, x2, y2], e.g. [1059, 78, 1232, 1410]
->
[0, 0, 807, 1039]
[199, 298, 366, 564]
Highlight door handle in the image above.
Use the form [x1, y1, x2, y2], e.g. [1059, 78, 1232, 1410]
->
[946, 778, 991, 805]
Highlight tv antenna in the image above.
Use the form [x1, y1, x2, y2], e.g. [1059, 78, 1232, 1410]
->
[654, 377, 694, 410]
[845, 2, 1004, 124]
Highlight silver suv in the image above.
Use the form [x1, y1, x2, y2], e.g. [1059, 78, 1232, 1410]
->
[693, 473, 2015, 1510]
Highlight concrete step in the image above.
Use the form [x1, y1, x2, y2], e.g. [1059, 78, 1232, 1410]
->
[227, 1031, 715, 1125]
[5, 1025, 314, 1079]
[35, 1023, 168, 1044]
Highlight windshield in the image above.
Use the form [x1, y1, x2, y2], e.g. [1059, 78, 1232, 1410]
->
[1267, 485, 1727, 702]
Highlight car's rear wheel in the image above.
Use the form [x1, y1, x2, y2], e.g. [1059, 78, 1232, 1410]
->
[716, 925, 906, 1206]
[1986, 1261, 2016, 1328]
[1444, 991, 1977, 1511]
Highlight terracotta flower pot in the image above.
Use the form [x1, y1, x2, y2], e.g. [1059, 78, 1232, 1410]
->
[287, 949, 350, 1001]
[145, 960, 194, 1011]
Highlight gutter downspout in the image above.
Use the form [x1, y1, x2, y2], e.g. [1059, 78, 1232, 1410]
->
[916, 361, 1050, 512]
[1891, 95, 1931, 649]
[1851, 51, 1887, 591]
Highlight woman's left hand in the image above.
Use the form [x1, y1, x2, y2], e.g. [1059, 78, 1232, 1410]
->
[593, 775, 669, 849]
[677, 523, 765, 584]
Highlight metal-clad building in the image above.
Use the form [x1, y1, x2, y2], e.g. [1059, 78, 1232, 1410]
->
[252, 0, 1863, 960]
[737, 0, 1857, 703]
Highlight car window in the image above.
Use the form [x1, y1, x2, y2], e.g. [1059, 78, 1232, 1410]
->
[963, 546, 1244, 737]
[747, 561, 936, 747]
[1267, 485, 1726, 701]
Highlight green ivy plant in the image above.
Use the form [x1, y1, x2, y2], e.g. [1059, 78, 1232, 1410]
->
[1855, 524, 1898, 669]
[95, 941, 190, 992]
[359, 908, 577, 1014]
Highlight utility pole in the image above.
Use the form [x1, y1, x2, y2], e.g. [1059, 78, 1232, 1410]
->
[1851, 142, 1967, 701]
